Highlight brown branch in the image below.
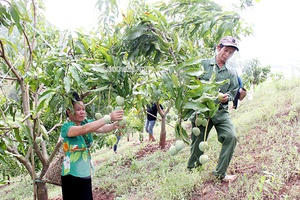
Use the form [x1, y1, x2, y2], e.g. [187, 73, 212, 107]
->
[22, 28, 33, 71]
[0, 126, 20, 130]
[31, 0, 36, 50]
[80, 86, 97, 99]
[0, 40, 23, 82]
[6, 145, 34, 178]
[0, 76, 18, 81]
[0, 0, 11, 5]
[48, 139, 63, 163]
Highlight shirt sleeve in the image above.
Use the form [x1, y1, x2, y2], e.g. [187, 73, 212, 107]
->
[60, 122, 75, 138]
[237, 76, 243, 88]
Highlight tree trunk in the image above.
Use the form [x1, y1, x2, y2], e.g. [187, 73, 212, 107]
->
[7, 174, 10, 185]
[159, 116, 167, 149]
[36, 182, 49, 200]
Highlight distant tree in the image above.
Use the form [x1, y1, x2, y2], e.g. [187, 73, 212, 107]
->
[241, 58, 271, 89]
[269, 72, 284, 81]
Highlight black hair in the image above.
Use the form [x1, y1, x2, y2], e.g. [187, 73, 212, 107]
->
[71, 92, 82, 105]
[66, 92, 82, 117]
[219, 43, 238, 51]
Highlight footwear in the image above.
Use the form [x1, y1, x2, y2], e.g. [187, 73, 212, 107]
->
[149, 134, 156, 142]
[221, 174, 237, 182]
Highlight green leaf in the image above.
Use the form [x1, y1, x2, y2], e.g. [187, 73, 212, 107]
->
[181, 109, 195, 121]
[99, 46, 113, 65]
[171, 74, 179, 87]
[174, 122, 189, 140]
[123, 24, 148, 40]
[175, 86, 184, 110]
[176, 57, 202, 71]
[90, 64, 107, 73]
[185, 69, 204, 77]
[0, 142, 7, 151]
[70, 65, 82, 84]
[0, 155, 7, 165]
[55, 67, 64, 83]
[183, 102, 210, 113]
[199, 21, 211, 38]
[91, 86, 108, 93]
[9, 5, 22, 33]
[14, 129, 22, 143]
[154, 51, 162, 64]
[64, 77, 71, 93]
[39, 89, 56, 102]
[75, 41, 89, 55]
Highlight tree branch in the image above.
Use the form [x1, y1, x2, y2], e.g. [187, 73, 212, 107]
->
[0, 76, 18, 81]
[0, 40, 23, 82]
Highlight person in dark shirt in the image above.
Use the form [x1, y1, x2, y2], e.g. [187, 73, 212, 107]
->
[232, 76, 247, 109]
[145, 103, 163, 142]
[113, 129, 122, 153]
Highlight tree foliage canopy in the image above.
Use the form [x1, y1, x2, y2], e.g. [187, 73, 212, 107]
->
[0, 0, 254, 198]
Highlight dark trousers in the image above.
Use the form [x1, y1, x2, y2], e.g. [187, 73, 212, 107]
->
[187, 109, 237, 177]
[61, 175, 93, 200]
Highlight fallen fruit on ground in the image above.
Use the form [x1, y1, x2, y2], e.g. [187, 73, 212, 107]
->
[175, 140, 184, 151]
[199, 141, 208, 152]
[192, 127, 200, 136]
[199, 154, 209, 164]
[103, 115, 111, 124]
[116, 96, 125, 106]
[168, 145, 178, 156]
[95, 113, 102, 120]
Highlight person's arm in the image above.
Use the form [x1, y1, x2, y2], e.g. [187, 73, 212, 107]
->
[95, 121, 125, 133]
[67, 110, 124, 137]
[226, 73, 239, 102]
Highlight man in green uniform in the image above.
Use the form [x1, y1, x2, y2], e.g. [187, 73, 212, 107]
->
[187, 36, 239, 182]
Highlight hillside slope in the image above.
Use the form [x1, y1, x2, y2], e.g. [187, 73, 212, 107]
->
[1, 78, 300, 200]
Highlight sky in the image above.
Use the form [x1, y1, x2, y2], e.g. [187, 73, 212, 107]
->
[44, 0, 300, 76]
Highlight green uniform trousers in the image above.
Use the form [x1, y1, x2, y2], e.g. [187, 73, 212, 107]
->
[187, 109, 237, 178]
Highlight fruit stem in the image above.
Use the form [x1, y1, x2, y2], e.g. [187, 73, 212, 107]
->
[108, 84, 112, 105]
[203, 118, 210, 142]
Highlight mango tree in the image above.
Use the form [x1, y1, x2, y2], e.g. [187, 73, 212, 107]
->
[0, 0, 254, 199]
[116, 0, 252, 148]
[0, 1, 141, 199]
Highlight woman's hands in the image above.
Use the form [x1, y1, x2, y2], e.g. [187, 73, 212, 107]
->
[109, 110, 124, 121]
[113, 121, 126, 129]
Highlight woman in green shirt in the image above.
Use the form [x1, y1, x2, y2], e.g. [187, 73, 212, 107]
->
[61, 92, 124, 199]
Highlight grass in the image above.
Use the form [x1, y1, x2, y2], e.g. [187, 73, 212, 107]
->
[1, 78, 300, 200]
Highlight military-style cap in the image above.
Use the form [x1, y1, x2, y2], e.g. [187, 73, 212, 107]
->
[219, 36, 239, 51]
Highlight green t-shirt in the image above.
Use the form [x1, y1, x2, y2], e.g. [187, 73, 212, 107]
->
[60, 119, 93, 178]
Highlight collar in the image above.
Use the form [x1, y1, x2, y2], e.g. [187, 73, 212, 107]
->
[209, 57, 228, 70]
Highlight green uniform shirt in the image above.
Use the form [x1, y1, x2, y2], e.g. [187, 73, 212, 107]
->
[60, 119, 93, 178]
[200, 57, 239, 110]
